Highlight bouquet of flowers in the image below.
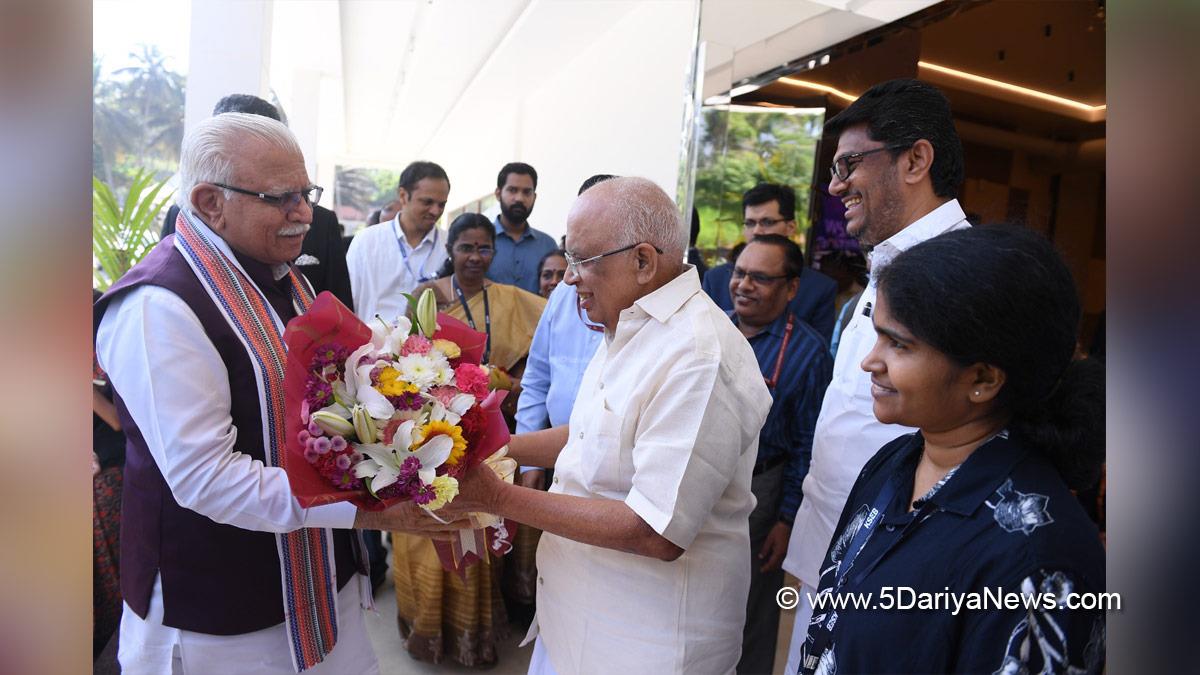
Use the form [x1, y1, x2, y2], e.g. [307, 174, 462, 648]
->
[282, 289, 517, 573]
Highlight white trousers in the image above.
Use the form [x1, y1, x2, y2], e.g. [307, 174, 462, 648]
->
[783, 581, 818, 675]
[118, 574, 379, 675]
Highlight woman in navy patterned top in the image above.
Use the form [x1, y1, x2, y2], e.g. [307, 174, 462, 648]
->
[799, 225, 1105, 674]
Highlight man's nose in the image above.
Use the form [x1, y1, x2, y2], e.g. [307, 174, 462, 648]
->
[564, 264, 580, 285]
[291, 198, 313, 223]
[829, 172, 847, 197]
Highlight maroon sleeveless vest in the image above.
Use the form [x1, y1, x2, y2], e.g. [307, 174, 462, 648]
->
[94, 236, 360, 635]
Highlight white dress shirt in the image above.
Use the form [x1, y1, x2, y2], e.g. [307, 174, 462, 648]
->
[526, 267, 772, 674]
[784, 199, 970, 588]
[96, 216, 360, 672]
[346, 216, 447, 323]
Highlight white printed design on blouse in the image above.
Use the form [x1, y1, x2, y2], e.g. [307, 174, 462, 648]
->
[986, 478, 1054, 535]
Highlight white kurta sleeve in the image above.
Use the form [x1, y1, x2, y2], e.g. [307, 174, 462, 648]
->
[96, 285, 356, 532]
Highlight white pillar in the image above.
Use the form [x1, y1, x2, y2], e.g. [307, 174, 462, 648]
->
[183, 0, 274, 135]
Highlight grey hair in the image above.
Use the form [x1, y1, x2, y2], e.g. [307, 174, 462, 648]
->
[601, 177, 687, 263]
[176, 112, 303, 210]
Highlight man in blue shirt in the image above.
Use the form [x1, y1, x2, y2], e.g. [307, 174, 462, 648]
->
[702, 183, 838, 343]
[728, 234, 832, 674]
[488, 162, 559, 293]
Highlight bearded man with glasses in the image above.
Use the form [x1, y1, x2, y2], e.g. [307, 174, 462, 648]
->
[448, 177, 772, 674]
[701, 182, 839, 342]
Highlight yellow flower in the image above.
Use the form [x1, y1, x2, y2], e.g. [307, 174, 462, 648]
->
[425, 475, 460, 510]
[431, 339, 461, 359]
[417, 419, 468, 466]
[375, 366, 418, 397]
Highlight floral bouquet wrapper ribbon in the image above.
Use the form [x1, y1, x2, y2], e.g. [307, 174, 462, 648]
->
[281, 291, 517, 574]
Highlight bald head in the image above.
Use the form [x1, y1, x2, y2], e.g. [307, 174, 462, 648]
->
[570, 177, 686, 268]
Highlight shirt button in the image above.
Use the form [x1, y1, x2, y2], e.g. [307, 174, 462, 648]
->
[578, 431, 583, 439]
[885, 524, 896, 532]
[598, 382, 604, 390]
[553, 476, 559, 485]
[538, 576, 544, 585]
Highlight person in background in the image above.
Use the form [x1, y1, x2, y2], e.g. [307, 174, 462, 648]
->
[537, 249, 567, 298]
[347, 161, 451, 324]
[687, 206, 709, 281]
[798, 225, 1105, 674]
[160, 94, 355, 311]
[782, 77, 972, 675]
[93, 288, 126, 660]
[488, 162, 559, 293]
[702, 183, 838, 342]
[392, 213, 546, 667]
[727, 236, 832, 674]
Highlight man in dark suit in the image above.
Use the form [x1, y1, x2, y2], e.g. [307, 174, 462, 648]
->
[701, 183, 837, 343]
[161, 94, 355, 311]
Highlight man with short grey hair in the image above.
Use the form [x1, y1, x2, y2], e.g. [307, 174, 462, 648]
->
[96, 113, 456, 674]
[451, 177, 772, 673]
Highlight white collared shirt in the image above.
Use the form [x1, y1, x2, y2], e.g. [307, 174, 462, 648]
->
[528, 267, 772, 674]
[345, 216, 447, 324]
[783, 199, 970, 587]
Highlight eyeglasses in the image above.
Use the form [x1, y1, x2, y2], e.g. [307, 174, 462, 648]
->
[563, 242, 663, 276]
[453, 243, 495, 256]
[731, 267, 793, 285]
[214, 183, 323, 211]
[743, 217, 788, 229]
[829, 144, 910, 181]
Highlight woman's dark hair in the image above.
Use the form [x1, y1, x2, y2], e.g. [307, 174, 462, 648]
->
[877, 224, 1103, 489]
[537, 248, 567, 279]
[436, 213, 495, 278]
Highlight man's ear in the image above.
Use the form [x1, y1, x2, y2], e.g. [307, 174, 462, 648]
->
[634, 243, 658, 283]
[900, 139, 935, 187]
[191, 184, 225, 232]
[397, 187, 411, 209]
[784, 276, 800, 302]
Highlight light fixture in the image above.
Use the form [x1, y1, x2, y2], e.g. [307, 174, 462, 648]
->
[918, 60, 1106, 122]
[777, 77, 858, 103]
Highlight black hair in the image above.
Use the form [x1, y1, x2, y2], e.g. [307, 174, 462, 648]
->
[398, 161, 450, 195]
[742, 183, 796, 221]
[497, 162, 538, 190]
[877, 224, 1103, 489]
[578, 174, 617, 195]
[436, 213, 494, 278]
[741, 234, 803, 279]
[824, 78, 964, 199]
[690, 207, 702, 246]
[728, 241, 747, 264]
[537, 248, 567, 279]
[366, 210, 381, 226]
[212, 94, 281, 121]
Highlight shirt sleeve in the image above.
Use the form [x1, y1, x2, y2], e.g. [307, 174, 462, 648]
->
[954, 568, 1106, 674]
[96, 285, 357, 532]
[515, 287, 554, 435]
[779, 348, 833, 521]
[345, 231, 372, 321]
[624, 345, 762, 549]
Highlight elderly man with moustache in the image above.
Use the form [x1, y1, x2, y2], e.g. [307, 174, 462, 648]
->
[95, 113, 458, 674]
[450, 177, 772, 674]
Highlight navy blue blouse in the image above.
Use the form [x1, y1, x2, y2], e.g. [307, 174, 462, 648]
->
[799, 431, 1106, 674]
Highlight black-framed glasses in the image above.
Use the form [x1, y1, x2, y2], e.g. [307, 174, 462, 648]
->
[830, 144, 910, 181]
[743, 217, 789, 229]
[213, 183, 323, 211]
[563, 242, 663, 276]
[453, 243, 495, 257]
[731, 267, 794, 285]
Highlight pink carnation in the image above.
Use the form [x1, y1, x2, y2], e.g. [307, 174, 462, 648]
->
[401, 335, 432, 356]
[428, 385, 460, 408]
[454, 363, 490, 398]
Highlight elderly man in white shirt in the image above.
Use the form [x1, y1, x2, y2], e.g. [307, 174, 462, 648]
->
[449, 177, 771, 674]
[346, 160, 451, 323]
[780, 78, 972, 674]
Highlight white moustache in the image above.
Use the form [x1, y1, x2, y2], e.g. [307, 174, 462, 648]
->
[279, 224, 311, 237]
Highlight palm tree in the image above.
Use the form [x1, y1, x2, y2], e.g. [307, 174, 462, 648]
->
[115, 45, 186, 164]
[92, 55, 139, 187]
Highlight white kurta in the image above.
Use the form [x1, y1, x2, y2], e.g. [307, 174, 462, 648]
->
[784, 199, 971, 589]
[525, 268, 772, 674]
[346, 216, 447, 324]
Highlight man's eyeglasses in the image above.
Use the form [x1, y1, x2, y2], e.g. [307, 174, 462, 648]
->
[563, 242, 663, 276]
[829, 144, 910, 182]
[214, 183, 323, 211]
[453, 243, 495, 257]
[731, 267, 793, 285]
[743, 217, 788, 230]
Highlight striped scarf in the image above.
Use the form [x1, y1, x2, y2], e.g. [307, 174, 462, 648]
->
[174, 211, 340, 671]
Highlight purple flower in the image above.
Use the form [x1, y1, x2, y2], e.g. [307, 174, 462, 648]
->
[307, 421, 324, 437]
[314, 436, 332, 454]
[335, 453, 351, 470]
[304, 447, 319, 463]
[330, 436, 347, 452]
[298, 429, 311, 444]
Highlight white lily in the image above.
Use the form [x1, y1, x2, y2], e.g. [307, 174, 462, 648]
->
[351, 404, 378, 444]
[415, 288, 439, 337]
[371, 315, 413, 355]
[353, 419, 454, 492]
[343, 343, 395, 420]
[311, 404, 354, 436]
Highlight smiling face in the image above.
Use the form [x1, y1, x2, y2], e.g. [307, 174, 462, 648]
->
[449, 225, 495, 286]
[211, 139, 313, 265]
[829, 124, 906, 247]
[730, 241, 799, 330]
[860, 291, 980, 431]
[538, 253, 567, 297]
[563, 201, 643, 333]
[398, 177, 450, 234]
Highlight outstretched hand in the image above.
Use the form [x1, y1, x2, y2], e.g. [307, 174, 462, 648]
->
[435, 461, 507, 522]
[355, 499, 470, 538]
